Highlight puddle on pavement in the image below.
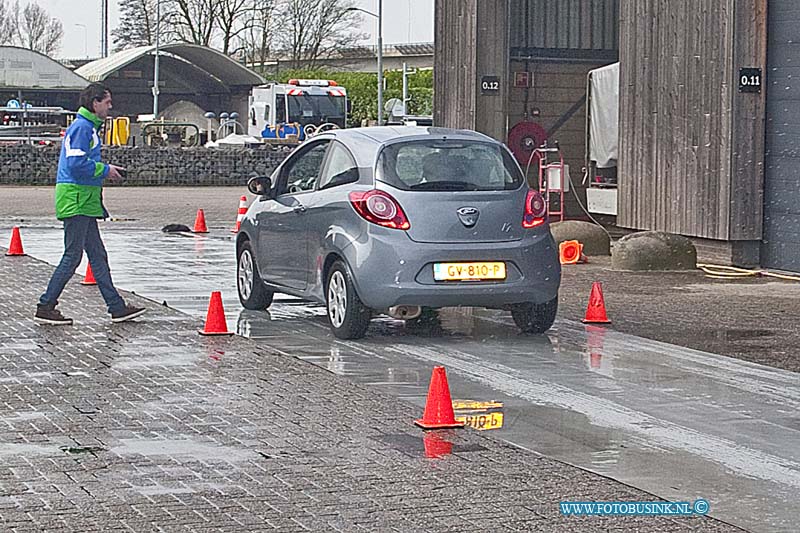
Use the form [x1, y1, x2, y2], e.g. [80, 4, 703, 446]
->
[0, 371, 54, 384]
[0, 443, 57, 456]
[112, 348, 204, 369]
[374, 432, 486, 459]
[111, 438, 256, 462]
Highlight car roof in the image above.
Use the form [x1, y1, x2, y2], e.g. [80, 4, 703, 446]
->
[317, 126, 502, 167]
[331, 126, 497, 146]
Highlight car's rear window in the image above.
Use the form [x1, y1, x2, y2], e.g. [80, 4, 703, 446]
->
[377, 140, 524, 191]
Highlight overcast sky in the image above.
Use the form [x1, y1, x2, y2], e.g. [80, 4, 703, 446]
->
[21, 0, 434, 59]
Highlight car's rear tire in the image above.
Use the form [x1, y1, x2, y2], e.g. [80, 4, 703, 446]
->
[237, 240, 274, 310]
[326, 260, 371, 339]
[511, 296, 558, 334]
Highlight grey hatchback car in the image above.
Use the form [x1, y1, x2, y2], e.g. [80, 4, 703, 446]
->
[236, 126, 561, 339]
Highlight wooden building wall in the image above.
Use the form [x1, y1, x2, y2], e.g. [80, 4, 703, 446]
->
[618, 0, 767, 241]
[509, 0, 619, 57]
[434, 0, 509, 141]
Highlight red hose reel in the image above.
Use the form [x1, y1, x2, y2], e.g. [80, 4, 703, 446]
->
[507, 121, 548, 168]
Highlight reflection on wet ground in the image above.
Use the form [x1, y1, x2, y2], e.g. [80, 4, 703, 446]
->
[4, 225, 800, 533]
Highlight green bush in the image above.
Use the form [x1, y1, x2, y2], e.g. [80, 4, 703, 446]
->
[265, 68, 433, 128]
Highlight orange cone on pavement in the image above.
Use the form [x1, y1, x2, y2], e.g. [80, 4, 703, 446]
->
[559, 240, 584, 265]
[5, 226, 26, 256]
[415, 367, 465, 429]
[80, 263, 97, 285]
[231, 195, 248, 233]
[582, 281, 611, 324]
[199, 291, 234, 336]
[193, 209, 209, 233]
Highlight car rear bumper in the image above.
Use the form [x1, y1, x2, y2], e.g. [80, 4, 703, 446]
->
[341, 227, 561, 310]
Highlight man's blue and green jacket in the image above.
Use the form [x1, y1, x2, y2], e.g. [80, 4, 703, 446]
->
[55, 107, 109, 220]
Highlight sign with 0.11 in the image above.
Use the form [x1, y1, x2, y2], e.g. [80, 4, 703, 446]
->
[739, 67, 762, 93]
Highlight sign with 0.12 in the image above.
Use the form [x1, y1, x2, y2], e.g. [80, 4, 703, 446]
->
[481, 76, 500, 94]
[739, 67, 762, 93]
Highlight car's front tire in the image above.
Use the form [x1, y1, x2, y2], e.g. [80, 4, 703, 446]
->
[511, 296, 558, 334]
[237, 240, 274, 310]
[326, 260, 371, 339]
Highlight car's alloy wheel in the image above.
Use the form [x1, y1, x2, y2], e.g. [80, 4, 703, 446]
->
[237, 240, 274, 310]
[327, 270, 347, 328]
[238, 249, 254, 300]
[326, 260, 371, 339]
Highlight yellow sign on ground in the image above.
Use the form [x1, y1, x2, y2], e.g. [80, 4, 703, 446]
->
[456, 412, 504, 431]
[452, 400, 504, 431]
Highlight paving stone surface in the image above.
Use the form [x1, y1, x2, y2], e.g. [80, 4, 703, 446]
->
[0, 252, 742, 532]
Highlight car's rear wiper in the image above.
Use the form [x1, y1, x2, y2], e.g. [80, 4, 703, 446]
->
[410, 181, 478, 191]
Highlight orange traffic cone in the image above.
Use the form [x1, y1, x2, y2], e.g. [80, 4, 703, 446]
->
[582, 281, 611, 324]
[423, 431, 454, 458]
[415, 367, 465, 429]
[199, 291, 234, 336]
[5, 226, 26, 256]
[193, 209, 209, 233]
[80, 263, 97, 285]
[559, 240, 584, 265]
[231, 195, 248, 233]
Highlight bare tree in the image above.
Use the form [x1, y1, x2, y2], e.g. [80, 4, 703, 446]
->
[236, 0, 275, 68]
[15, 1, 63, 56]
[217, 0, 255, 55]
[168, 0, 219, 46]
[275, 0, 366, 69]
[0, 0, 18, 45]
[112, 0, 158, 51]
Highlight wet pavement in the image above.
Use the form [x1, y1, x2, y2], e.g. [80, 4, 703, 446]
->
[2, 223, 798, 532]
[0, 238, 740, 532]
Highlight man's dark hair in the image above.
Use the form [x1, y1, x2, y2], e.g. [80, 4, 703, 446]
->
[79, 83, 111, 113]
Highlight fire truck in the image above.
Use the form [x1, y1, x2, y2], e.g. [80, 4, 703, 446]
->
[247, 79, 349, 143]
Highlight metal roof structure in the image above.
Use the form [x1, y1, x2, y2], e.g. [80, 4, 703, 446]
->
[76, 44, 264, 87]
[0, 46, 89, 89]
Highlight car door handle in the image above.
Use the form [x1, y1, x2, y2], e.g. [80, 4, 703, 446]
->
[293, 205, 307, 214]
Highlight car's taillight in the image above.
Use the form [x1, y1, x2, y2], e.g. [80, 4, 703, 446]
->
[349, 190, 410, 230]
[522, 190, 547, 228]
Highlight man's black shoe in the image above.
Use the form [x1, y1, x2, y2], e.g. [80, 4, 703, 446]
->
[111, 305, 146, 323]
[34, 304, 73, 326]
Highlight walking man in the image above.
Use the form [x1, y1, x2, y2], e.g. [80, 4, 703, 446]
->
[35, 83, 145, 325]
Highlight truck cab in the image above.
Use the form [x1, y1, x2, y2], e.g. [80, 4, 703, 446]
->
[248, 79, 348, 141]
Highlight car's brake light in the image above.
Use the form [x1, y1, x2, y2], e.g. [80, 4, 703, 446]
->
[522, 190, 547, 228]
[349, 190, 410, 230]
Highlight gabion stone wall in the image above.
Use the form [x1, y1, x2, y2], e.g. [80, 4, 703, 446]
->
[0, 145, 291, 186]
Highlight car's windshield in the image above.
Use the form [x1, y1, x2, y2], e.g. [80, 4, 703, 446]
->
[287, 94, 346, 127]
[377, 139, 524, 191]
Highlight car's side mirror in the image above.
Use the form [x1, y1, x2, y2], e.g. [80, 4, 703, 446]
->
[247, 176, 272, 198]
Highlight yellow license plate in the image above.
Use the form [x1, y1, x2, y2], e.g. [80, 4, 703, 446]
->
[433, 262, 506, 281]
[455, 412, 504, 431]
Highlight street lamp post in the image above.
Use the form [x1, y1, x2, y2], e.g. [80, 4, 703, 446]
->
[347, 2, 383, 125]
[152, 0, 161, 117]
[377, 0, 383, 125]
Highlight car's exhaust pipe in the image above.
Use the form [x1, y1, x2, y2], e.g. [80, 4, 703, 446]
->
[386, 305, 422, 320]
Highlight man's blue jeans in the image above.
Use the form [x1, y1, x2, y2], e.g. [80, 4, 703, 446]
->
[39, 215, 126, 314]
